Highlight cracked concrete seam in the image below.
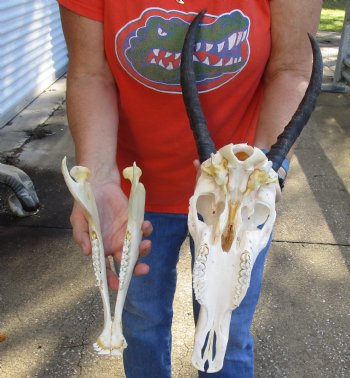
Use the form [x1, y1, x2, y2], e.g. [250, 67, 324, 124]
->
[0, 103, 65, 166]
[273, 239, 350, 248]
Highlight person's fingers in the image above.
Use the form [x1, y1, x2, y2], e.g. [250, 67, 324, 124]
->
[70, 205, 92, 256]
[139, 239, 151, 257]
[133, 262, 150, 276]
[140, 220, 152, 257]
[193, 159, 201, 181]
[141, 220, 153, 237]
[106, 258, 119, 291]
[275, 182, 282, 202]
[106, 261, 148, 291]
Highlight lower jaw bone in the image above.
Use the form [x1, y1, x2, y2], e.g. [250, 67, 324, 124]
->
[62, 158, 145, 356]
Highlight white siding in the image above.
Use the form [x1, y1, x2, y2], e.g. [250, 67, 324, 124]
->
[0, 0, 68, 127]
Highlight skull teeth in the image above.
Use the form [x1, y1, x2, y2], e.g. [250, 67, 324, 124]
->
[119, 230, 132, 289]
[199, 244, 209, 256]
[92, 238, 103, 288]
[238, 276, 248, 285]
[196, 255, 207, 264]
[240, 251, 251, 263]
[194, 269, 205, 278]
[193, 244, 210, 303]
[232, 252, 252, 307]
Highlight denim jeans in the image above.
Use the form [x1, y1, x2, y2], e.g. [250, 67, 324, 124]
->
[122, 212, 271, 378]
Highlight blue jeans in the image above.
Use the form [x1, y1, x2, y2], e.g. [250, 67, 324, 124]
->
[122, 212, 270, 378]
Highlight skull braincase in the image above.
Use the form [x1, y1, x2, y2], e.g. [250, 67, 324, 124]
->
[189, 143, 278, 373]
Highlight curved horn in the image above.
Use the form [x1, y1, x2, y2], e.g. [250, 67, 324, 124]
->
[180, 10, 216, 163]
[0, 162, 40, 212]
[266, 33, 323, 172]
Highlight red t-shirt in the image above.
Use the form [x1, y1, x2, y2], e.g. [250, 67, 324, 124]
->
[58, 0, 271, 213]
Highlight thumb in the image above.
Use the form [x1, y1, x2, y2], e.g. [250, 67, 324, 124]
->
[193, 159, 200, 170]
[70, 202, 92, 256]
[193, 159, 201, 181]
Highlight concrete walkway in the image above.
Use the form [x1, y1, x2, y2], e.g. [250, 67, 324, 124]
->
[0, 34, 349, 378]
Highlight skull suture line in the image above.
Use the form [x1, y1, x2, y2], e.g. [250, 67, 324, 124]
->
[180, 10, 323, 373]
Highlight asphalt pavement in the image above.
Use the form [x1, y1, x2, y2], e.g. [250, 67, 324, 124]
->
[0, 33, 349, 378]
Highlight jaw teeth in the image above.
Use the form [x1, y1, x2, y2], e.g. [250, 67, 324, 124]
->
[206, 43, 213, 52]
[149, 50, 180, 70]
[192, 28, 248, 67]
[217, 41, 225, 53]
[149, 28, 247, 70]
[214, 59, 223, 67]
[236, 31, 243, 46]
[195, 29, 247, 54]
[157, 59, 174, 70]
[228, 33, 237, 50]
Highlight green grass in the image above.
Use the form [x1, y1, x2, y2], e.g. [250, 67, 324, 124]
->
[320, 0, 347, 31]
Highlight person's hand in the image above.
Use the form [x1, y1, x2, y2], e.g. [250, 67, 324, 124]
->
[70, 179, 152, 291]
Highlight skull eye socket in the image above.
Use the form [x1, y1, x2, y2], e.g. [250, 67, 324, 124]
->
[196, 193, 225, 226]
[241, 203, 270, 230]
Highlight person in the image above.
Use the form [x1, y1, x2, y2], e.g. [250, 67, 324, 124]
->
[58, 1, 322, 377]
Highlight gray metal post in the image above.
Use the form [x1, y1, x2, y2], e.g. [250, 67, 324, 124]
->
[335, 0, 350, 82]
[322, 0, 350, 92]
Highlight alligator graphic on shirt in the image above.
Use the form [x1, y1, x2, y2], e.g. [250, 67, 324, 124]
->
[115, 9, 250, 93]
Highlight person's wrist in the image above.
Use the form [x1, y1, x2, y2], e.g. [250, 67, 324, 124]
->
[75, 158, 120, 185]
[92, 165, 121, 185]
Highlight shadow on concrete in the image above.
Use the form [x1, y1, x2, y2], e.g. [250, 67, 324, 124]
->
[254, 241, 349, 378]
[296, 94, 350, 255]
[253, 92, 350, 377]
[0, 166, 73, 229]
[0, 225, 122, 377]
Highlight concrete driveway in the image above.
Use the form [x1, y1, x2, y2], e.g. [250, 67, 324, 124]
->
[0, 37, 349, 377]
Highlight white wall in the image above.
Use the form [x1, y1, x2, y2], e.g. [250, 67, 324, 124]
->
[0, 0, 68, 127]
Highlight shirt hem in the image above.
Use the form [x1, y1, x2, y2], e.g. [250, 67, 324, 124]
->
[145, 203, 190, 214]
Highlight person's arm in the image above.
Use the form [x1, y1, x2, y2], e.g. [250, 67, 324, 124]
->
[60, 6, 119, 182]
[59, 6, 152, 289]
[255, 0, 322, 171]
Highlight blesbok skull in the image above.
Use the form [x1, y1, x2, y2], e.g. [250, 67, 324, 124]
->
[62, 159, 145, 356]
[180, 10, 323, 373]
[189, 144, 277, 372]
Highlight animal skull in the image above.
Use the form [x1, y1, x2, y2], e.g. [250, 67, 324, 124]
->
[189, 144, 277, 372]
[180, 10, 322, 373]
[62, 158, 145, 356]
